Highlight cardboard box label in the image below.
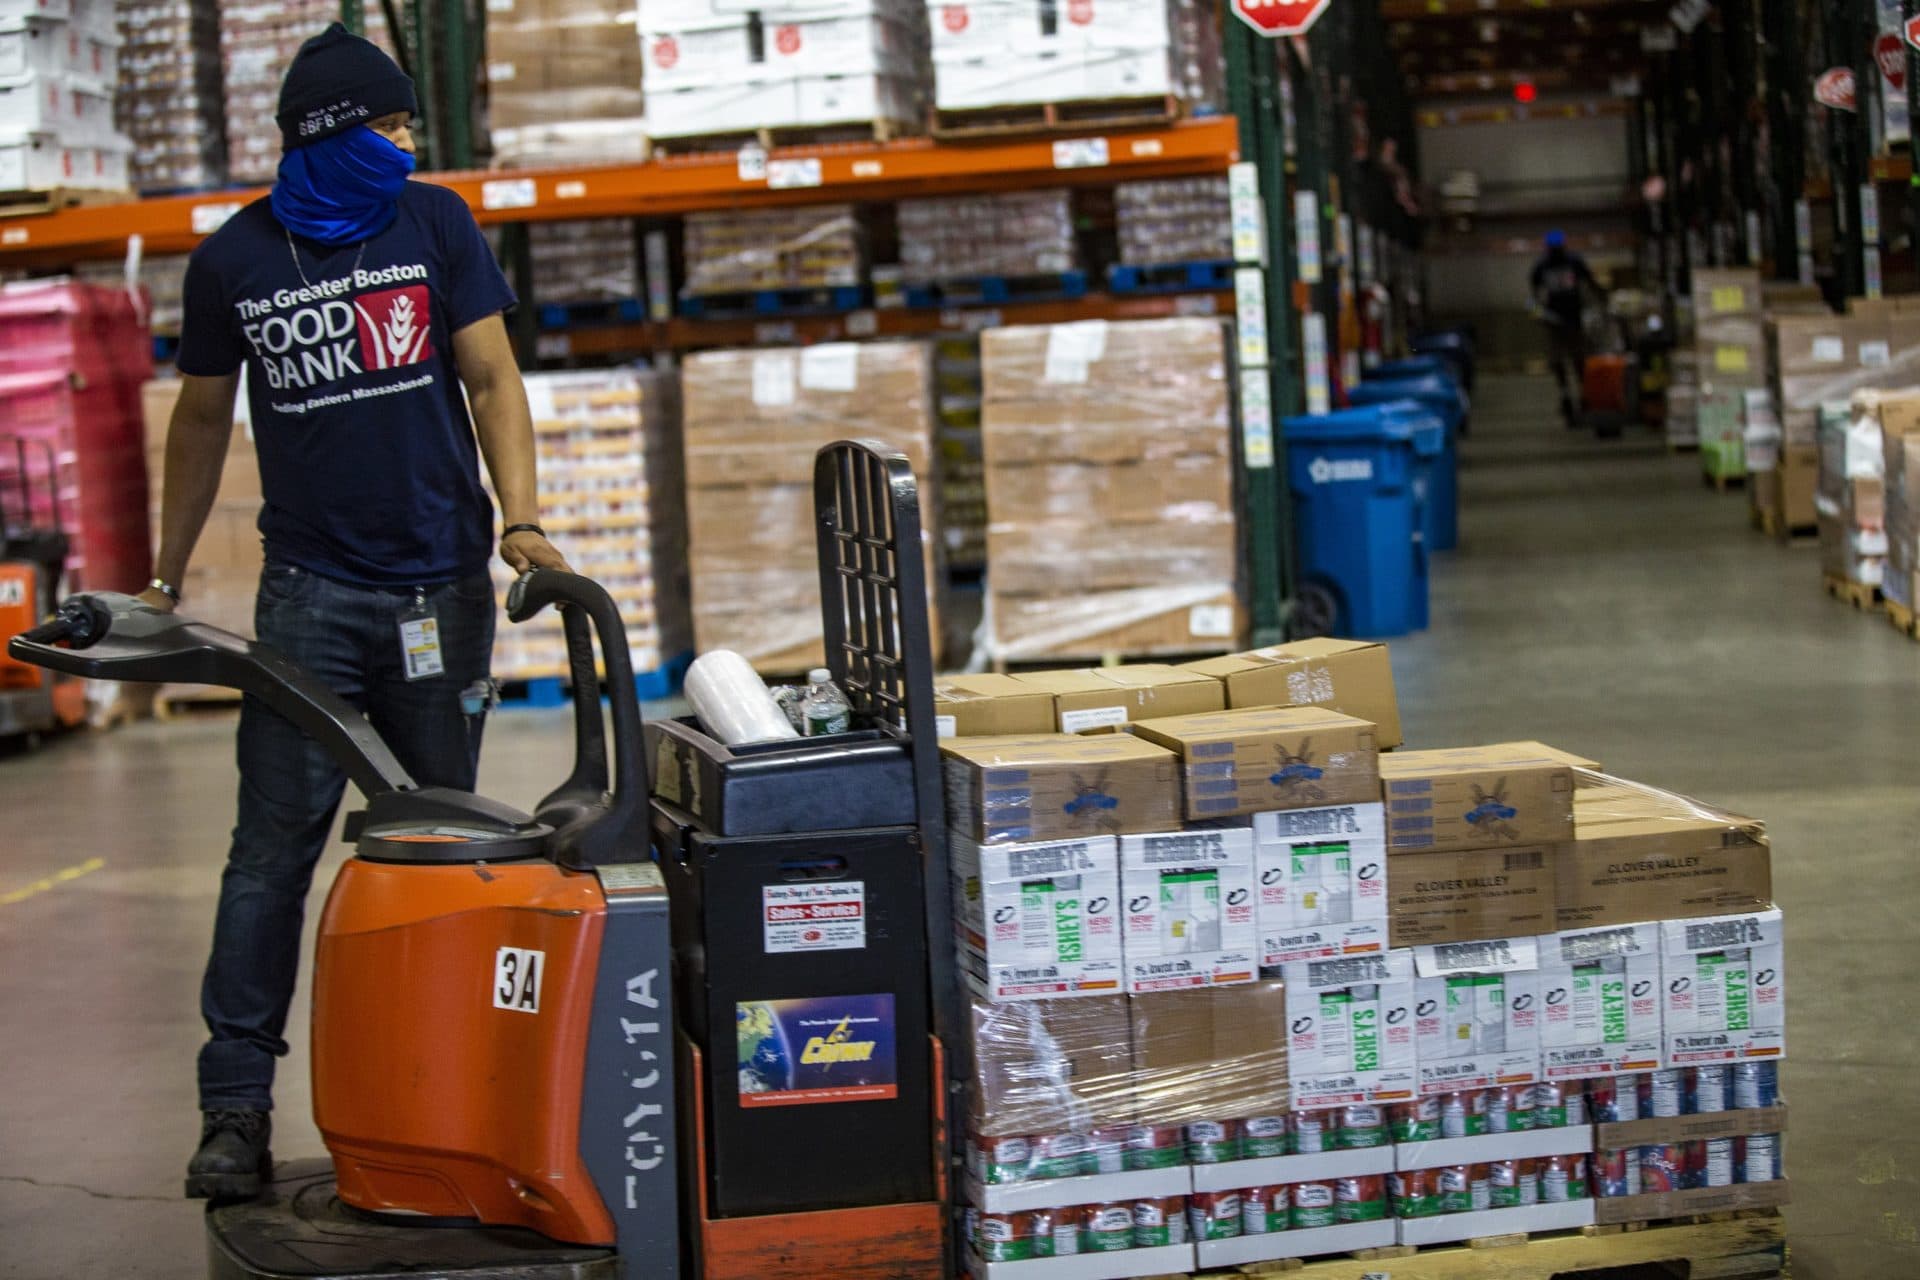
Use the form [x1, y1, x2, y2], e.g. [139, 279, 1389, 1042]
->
[1388, 846, 1554, 948]
[1061, 705, 1130, 734]
[1537, 923, 1663, 1079]
[1710, 286, 1746, 313]
[1121, 829, 1258, 991]
[1283, 950, 1417, 1107]
[1253, 803, 1388, 966]
[1715, 346, 1750, 374]
[1812, 336, 1844, 363]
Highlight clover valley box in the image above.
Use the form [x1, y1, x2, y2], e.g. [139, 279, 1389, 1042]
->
[1379, 744, 1575, 853]
[1132, 705, 1380, 821]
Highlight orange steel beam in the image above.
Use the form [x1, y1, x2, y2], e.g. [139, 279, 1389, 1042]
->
[0, 117, 1240, 266]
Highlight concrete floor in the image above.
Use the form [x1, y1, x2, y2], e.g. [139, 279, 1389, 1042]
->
[0, 373, 1914, 1278]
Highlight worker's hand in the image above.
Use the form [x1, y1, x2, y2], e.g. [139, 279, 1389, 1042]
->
[501, 529, 572, 575]
[135, 586, 178, 614]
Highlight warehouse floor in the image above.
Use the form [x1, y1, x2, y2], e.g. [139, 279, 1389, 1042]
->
[0, 373, 1914, 1278]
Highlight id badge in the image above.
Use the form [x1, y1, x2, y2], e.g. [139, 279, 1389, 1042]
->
[399, 594, 445, 681]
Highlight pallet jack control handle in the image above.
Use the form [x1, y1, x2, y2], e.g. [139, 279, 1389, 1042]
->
[504, 568, 649, 870]
[7, 591, 418, 799]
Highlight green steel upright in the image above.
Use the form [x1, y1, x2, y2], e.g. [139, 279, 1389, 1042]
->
[1224, 12, 1301, 643]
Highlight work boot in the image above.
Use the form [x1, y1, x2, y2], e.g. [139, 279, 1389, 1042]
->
[185, 1108, 271, 1201]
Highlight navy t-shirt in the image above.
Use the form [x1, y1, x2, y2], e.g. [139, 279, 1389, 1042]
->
[177, 182, 516, 586]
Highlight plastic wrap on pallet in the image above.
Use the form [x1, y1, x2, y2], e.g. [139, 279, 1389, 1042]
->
[1115, 177, 1231, 267]
[680, 339, 941, 672]
[978, 317, 1237, 663]
[1817, 397, 1889, 588]
[1882, 396, 1920, 612]
[483, 367, 691, 682]
[964, 982, 1289, 1144]
[484, 0, 646, 168]
[681, 204, 865, 297]
[521, 220, 640, 306]
[896, 189, 1076, 284]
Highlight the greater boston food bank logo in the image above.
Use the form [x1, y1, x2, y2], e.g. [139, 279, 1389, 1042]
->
[237, 265, 433, 389]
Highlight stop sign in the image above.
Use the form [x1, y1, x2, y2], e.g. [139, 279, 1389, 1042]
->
[1908, 13, 1920, 52]
[1231, 0, 1331, 37]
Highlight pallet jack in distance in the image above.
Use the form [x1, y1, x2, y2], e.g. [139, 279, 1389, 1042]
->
[9, 441, 954, 1280]
[0, 436, 86, 740]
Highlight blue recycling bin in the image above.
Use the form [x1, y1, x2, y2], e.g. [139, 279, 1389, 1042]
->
[1284, 401, 1443, 638]
[1367, 354, 1459, 389]
[1410, 329, 1476, 392]
[1349, 373, 1462, 552]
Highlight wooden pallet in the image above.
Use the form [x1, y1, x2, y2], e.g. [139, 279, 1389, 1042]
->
[1888, 595, 1920, 639]
[650, 118, 912, 157]
[1190, 1209, 1785, 1280]
[0, 186, 134, 218]
[1824, 572, 1884, 611]
[932, 94, 1180, 140]
[1751, 507, 1817, 542]
[1704, 470, 1745, 493]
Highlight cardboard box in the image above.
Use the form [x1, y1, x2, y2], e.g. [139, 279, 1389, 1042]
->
[1661, 909, 1785, 1066]
[935, 674, 1057, 739]
[1283, 950, 1418, 1108]
[1010, 664, 1225, 734]
[1387, 845, 1555, 948]
[1119, 828, 1257, 991]
[1771, 444, 1818, 529]
[966, 994, 1135, 1136]
[1596, 1103, 1789, 1151]
[1411, 937, 1543, 1097]
[1557, 781, 1770, 930]
[952, 834, 1123, 1001]
[942, 734, 1181, 845]
[1130, 980, 1290, 1124]
[1131, 706, 1380, 820]
[1537, 923, 1663, 1080]
[1379, 745, 1576, 853]
[1490, 741, 1602, 773]
[1591, 1179, 1789, 1225]
[1181, 639, 1402, 748]
[1251, 802, 1388, 967]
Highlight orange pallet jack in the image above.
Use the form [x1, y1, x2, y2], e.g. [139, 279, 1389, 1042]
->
[10, 441, 953, 1280]
[0, 437, 85, 740]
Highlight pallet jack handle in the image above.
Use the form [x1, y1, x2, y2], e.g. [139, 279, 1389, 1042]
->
[506, 567, 649, 870]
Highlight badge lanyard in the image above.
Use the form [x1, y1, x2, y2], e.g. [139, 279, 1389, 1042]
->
[398, 589, 444, 681]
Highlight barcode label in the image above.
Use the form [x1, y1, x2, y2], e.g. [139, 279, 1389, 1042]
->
[1504, 850, 1544, 871]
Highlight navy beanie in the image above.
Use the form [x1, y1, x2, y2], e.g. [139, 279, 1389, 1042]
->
[276, 23, 417, 150]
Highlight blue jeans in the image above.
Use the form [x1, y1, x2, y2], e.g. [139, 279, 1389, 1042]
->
[197, 561, 497, 1112]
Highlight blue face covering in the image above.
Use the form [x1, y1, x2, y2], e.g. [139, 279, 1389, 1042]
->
[270, 125, 416, 245]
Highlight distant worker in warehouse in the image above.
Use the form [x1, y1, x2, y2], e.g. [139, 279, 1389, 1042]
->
[1529, 230, 1601, 426]
[140, 23, 569, 1199]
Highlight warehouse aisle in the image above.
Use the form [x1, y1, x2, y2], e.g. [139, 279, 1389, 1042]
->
[0, 373, 1915, 1277]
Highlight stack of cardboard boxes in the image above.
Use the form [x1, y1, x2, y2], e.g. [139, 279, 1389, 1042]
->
[484, 368, 691, 683]
[897, 189, 1077, 284]
[679, 339, 939, 672]
[525, 220, 641, 308]
[927, 0, 1219, 117]
[1689, 269, 1767, 486]
[979, 317, 1237, 663]
[115, 0, 224, 190]
[1881, 391, 1920, 616]
[1115, 176, 1233, 267]
[0, 0, 130, 194]
[946, 640, 1787, 1271]
[485, 0, 646, 168]
[1819, 393, 1895, 592]
[681, 204, 864, 298]
[219, 1, 393, 183]
[640, 0, 926, 142]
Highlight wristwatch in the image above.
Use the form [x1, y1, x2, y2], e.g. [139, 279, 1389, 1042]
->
[149, 577, 182, 604]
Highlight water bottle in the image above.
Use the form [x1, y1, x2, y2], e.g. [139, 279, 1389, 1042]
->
[801, 669, 852, 736]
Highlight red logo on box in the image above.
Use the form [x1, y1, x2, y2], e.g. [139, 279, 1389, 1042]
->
[942, 4, 968, 32]
[775, 24, 801, 54]
[652, 35, 679, 69]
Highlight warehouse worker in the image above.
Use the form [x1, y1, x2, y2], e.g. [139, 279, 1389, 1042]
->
[140, 23, 568, 1199]
[1529, 230, 1601, 425]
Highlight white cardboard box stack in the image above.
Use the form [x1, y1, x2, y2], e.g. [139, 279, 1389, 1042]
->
[0, 0, 131, 192]
[641, 0, 927, 141]
[927, 0, 1217, 114]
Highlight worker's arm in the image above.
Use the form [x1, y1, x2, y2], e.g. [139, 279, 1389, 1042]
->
[454, 313, 570, 574]
[139, 373, 241, 613]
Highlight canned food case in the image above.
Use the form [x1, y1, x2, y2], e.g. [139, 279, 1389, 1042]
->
[1189, 1143, 1394, 1194]
[964, 1165, 1191, 1215]
[1191, 1218, 1398, 1270]
[1395, 1197, 1596, 1246]
[964, 1242, 1197, 1280]
[1392, 1123, 1595, 1171]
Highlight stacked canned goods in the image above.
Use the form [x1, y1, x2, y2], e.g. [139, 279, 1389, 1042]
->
[967, 1198, 1192, 1260]
[1589, 1062, 1784, 1198]
[1430, 1081, 1586, 1138]
[1393, 1156, 1590, 1216]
